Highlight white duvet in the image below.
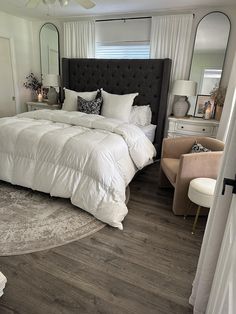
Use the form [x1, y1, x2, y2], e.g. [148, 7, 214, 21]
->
[0, 110, 156, 229]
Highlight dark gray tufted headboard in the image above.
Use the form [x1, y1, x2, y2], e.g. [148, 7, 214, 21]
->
[62, 58, 171, 157]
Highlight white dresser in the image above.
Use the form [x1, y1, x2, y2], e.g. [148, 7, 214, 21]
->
[167, 116, 220, 138]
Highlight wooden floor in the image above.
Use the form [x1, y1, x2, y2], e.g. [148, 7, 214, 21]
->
[0, 162, 206, 314]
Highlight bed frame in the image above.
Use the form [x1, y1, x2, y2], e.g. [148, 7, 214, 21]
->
[62, 58, 171, 157]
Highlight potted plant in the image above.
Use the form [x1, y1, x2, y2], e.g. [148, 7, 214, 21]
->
[210, 86, 227, 121]
[23, 73, 42, 100]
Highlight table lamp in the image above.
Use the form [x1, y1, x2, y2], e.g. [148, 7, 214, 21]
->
[172, 80, 197, 117]
[43, 74, 60, 104]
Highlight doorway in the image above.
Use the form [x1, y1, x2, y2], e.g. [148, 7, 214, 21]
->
[0, 37, 16, 117]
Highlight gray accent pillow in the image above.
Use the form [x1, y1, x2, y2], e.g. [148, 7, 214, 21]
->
[77, 96, 103, 115]
[191, 142, 211, 153]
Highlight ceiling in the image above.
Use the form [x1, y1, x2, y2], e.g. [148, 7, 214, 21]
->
[0, 0, 235, 19]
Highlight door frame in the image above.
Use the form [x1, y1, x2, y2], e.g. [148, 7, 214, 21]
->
[0, 36, 19, 114]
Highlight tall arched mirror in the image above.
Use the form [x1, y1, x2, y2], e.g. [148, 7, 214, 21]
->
[189, 12, 230, 115]
[40, 23, 60, 77]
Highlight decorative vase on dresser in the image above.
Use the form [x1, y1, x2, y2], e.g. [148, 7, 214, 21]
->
[167, 116, 220, 138]
[215, 105, 223, 121]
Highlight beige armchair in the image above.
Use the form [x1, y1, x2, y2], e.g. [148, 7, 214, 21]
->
[159, 136, 224, 215]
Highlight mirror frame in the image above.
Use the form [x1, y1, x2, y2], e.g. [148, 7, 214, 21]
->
[39, 22, 60, 79]
[188, 11, 231, 88]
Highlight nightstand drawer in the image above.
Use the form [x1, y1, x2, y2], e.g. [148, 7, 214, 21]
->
[176, 123, 213, 134]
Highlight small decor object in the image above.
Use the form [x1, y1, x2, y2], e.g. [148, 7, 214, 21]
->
[190, 142, 211, 153]
[37, 93, 43, 102]
[204, 102, 212, 120]
[172, 80, 197, 117]
[43, 74, 60, 104]
[23, 73, 42, 100]
[210, 86, 226, 121]
[194, 95, 214, 118]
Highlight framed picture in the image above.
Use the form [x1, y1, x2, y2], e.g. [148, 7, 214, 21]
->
[42, 87, 49, 101]
[194, 95, 214, 118]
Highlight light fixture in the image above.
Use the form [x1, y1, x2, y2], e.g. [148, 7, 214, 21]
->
[43, 74, 61, 104]
[172, 80, 197, 117]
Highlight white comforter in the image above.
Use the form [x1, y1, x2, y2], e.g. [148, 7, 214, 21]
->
[0, 110, 156, 229]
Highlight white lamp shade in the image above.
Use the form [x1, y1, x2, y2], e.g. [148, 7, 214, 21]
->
[172, 80, 197, 96]
[43, 74, 60, 87]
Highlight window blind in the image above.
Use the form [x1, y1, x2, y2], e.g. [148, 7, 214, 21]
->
[95, 43, 150, 59]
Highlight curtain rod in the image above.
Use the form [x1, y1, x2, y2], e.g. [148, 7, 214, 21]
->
[96, 13, 195, 23]
[96, 16, 152, 22]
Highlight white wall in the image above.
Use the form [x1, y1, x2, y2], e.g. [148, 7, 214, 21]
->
[96, 18, 151, 43]
[0, 11, 36, 113]
[0, 6, 235, 116]
[0, 12, 62, 113]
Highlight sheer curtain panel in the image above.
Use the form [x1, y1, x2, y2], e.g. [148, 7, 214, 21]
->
[150, 14, 193, 115]
[64, 20, 95, 58]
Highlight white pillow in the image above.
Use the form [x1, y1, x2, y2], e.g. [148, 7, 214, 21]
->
[62, 88, 97, 111]
[129, 105, 152, 126]
[101, 90, 138, 122]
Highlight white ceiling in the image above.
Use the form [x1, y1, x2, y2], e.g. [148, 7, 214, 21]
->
[0, 0, 235, 19]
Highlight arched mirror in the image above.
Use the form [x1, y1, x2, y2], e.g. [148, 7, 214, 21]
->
[40, 23, 60, 77]
[189, 12, 230, 115]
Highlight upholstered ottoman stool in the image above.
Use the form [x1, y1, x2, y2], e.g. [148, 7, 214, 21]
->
[188, 178, 216, 234]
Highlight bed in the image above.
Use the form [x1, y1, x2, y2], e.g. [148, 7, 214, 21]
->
[0, 58, 171, 229]
[62, 58, 171, 156]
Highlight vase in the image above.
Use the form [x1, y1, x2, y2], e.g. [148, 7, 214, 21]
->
[31, 90, 38, 101]
[215, 105, 223, 121]
[173, 96, 190, 118]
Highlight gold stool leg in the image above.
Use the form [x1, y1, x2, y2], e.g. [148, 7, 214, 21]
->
[192, 206, 201, 235]
[184, 199, 192, 219]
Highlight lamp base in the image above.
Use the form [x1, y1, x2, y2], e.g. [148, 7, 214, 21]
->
[173, 96, 190, 118]
[47, 87, 58, 105]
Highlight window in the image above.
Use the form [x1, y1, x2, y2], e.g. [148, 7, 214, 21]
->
[200, 68, 222, 94]
[95, 42, 150, 59]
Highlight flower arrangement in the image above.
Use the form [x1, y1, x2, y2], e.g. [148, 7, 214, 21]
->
[23, 73, 42, 93]
[210, 86, 227, 107]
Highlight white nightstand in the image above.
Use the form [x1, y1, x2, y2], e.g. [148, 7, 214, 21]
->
[167, 116, 219, 138]
[26, 101, 61, 112]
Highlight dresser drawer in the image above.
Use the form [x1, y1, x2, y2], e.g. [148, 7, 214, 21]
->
[176, 123, 213, 134]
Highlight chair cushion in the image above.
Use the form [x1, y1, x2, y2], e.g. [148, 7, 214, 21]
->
[161, 158, 180, 184]
[188, 178, 216, 208]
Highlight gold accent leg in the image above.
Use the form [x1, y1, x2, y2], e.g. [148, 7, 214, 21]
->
[192, 206, 201, 235]
[184, 200, 192, 219]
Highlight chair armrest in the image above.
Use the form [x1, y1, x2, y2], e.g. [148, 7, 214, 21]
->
[162, 137, 198, 159]
[178, 151, 223, 180]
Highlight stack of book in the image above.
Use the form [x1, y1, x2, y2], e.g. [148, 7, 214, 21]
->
[0, 272, 7, 297]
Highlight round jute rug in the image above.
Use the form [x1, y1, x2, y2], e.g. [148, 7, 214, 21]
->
[0, 181, 105, 256]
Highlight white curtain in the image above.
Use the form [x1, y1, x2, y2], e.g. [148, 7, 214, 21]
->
[64, 20, 95, 58]
[150, 14, 193, 115]
[190, 52, 236, 314]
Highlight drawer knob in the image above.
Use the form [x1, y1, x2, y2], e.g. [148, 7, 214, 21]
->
[202, 128, 206, 131]
[181, 126, 184, 129]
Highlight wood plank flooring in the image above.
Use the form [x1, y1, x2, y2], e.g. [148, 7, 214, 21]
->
[0, 162, 207, 314]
